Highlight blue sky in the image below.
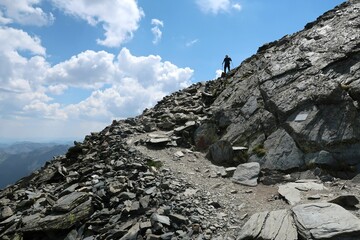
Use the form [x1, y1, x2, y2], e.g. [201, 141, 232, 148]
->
[0, 0, 345, 142]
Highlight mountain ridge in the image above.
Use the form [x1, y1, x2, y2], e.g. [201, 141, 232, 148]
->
[0, 1, 360, 239]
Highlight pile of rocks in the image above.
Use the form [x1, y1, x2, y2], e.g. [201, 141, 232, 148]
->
[0, 121, 234, 239]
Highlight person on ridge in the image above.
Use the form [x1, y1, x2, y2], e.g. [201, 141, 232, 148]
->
[222, 55, 232, 74]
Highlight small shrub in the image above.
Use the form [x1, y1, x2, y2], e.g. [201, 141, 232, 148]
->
[253, 144, 266, 157]
[146, 159, 163, 169]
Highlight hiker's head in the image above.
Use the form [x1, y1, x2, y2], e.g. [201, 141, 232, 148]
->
[225, 55, 228, 58]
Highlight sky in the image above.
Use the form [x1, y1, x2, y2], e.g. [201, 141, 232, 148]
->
[0, 0, 345, 143]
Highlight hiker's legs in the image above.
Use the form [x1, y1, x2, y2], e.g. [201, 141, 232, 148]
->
[225, 64, 230, 73]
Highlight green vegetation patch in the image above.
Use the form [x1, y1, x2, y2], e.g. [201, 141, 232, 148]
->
[146, 159, 163, 169]
[253, 144, 266, 157]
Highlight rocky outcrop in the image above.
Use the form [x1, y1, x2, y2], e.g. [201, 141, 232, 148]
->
[210, 0, 360, 177]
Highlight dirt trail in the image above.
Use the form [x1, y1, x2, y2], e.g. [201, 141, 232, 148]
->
[127, 132, 287, 225]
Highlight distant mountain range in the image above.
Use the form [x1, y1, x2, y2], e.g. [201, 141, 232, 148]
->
[0, 142, 71, 189]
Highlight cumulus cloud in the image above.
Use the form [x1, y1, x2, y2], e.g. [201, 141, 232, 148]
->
[0, 27, 46, 95]
[0, 26, 193, 139]
[50, 0, 144, 47]
[46, 50, 117, 89]
[0, 27, 45, 56]
[196, 0, 242, 14]
[0, 1, 194, 140]
[0, 0, 54, 26]
[151, 18, 163, 45]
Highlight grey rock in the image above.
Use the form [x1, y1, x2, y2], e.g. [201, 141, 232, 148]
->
[305, 150, 338, 168]
[0, 206, 13, 221]
[21, 199, 93, 231]
[236, 211, 268, 239]
[232, 162, 260, 187]
[151, 213, 170, 226]
[292, 203, 360, 239]
[207, 140, 234, 166]
[261, 129, 304, 171]
[278, 181, 325, 205]
[193, 123, 218, 150]
[329, 195, 359, 208]
[120, 222, 139, 240]
[53, 192, 89, 212]
[258, 209, 297, 240]
[169, 213, 188, 225]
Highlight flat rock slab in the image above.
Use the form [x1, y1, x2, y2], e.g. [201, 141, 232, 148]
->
[21, 199, 93, 231]
[53, 191, 89, 212]
[278, 181, 325, 205]
[237, 209, 297, 240]
[292, 203, 360, 239]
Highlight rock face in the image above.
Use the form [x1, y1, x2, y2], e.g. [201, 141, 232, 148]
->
[1, 1, 360, 239]
[211, 0, 360, 178]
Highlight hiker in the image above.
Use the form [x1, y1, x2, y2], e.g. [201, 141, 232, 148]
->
[222, 55, 232, 74]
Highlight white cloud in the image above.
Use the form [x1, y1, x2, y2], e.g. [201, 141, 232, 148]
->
[0, 0, 54, 26]
[0, 27, 46, 95]
[232, 3, 242, 11]
[186, 39, 199, 47]
[151, 19, 163, 27]
[196, 0, 230, 14]
[215, 69, 223, 78]
[23, 100, 67, 120]
[50, 0, 144, 47]
[47, 84, 68, 95]
[0, 27, 45, 56]
[0, 1, 194, 141]
[0, 35, 193, 139]
[196, 0, 242, 14]
[151, 18, 164, 45]
[46, 50, 117, 89]
[0, 11, 12, 24]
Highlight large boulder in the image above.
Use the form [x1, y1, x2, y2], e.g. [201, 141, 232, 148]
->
[260, 129, 305, 172]
[207, 140, 234, 166]
[232, 162, 260, 187]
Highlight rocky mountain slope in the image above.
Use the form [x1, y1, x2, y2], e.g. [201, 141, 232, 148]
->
[1, 0, 360, 239]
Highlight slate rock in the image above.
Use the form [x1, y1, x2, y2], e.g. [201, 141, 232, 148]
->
[0, 206, 13, 221]
[150, 213, 170, 226]
[329, 195, 359, 208]
[53, 192, 89, 212]
[237, 211, 268, 239]
[292, 203, 360, 239]
[193, 123, 218, 150]
[261, 129, 304, 171]
[278, 181, 325, 205]
[232, 162, 260, 187]
[207, 140, 234, 166]
[258, 209, 297, 240]
[21, 199, 93, 231]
